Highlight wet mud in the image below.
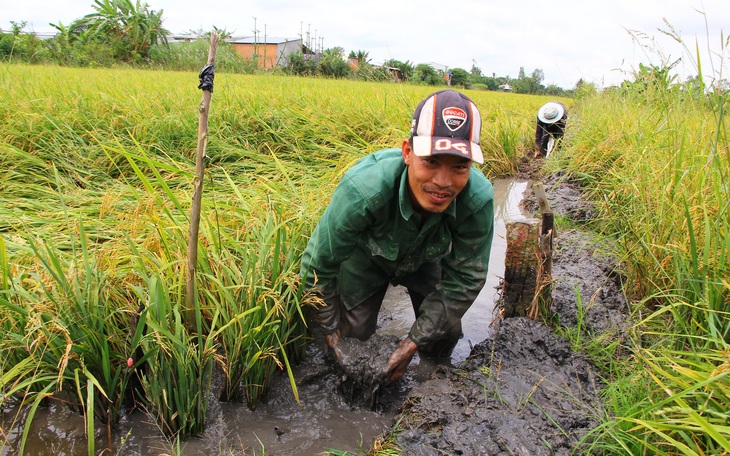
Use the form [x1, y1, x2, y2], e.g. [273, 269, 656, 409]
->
[335, 334, 400, 410]
[520, 170, 597, 223]
[520, 170, 630, 335]
[395, 318, 602, 455]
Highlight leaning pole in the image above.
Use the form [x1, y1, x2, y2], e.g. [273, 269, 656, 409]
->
[186, 32, 220, 329]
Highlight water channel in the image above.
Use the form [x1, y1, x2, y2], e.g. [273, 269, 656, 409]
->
[2, 178, 533, 456]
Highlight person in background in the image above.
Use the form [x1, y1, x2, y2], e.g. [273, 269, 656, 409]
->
[300, 89, 494, 386]
[534, 101, 567, 158]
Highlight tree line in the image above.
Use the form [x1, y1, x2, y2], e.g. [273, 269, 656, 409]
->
[1, 0, 576, 96]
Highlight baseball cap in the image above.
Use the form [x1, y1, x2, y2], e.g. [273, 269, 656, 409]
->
[537, 102, 565, 124]
[410, 90, 484, 164]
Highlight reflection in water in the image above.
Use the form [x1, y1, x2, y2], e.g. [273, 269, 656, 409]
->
[5, 179, 532, 456]
[495, 179, 531, 222]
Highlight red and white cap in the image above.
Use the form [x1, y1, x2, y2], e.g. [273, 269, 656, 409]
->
[410, 90, 483, 164]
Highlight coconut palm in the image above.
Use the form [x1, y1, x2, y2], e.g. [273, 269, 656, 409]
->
[348, 49, 370, 65]
[78, 0, 168, 61]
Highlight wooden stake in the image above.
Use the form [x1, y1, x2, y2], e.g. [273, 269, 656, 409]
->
[527, 182, 554, 320]
[186, 32, 220, 328]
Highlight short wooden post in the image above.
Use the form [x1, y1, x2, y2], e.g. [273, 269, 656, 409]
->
[527, 182, 554, 320]
[502, 220, 540, 317]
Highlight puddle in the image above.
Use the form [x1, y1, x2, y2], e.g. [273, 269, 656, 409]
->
[1, 179, 531, 456]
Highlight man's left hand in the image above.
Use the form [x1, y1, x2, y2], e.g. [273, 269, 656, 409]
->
[380, 336, 419, 386]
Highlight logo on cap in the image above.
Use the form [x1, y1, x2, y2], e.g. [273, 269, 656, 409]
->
[442, 107, 467, 132]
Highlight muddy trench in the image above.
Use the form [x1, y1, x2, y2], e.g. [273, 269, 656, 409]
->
[2, 175, 628, 456]
[391, 172, 629, 456]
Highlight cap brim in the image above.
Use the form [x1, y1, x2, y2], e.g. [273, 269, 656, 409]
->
[412, 136, 484, 164]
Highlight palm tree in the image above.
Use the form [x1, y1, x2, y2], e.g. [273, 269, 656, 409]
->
[354, 49, 370, 65]
[347, 49, 371, 76]
[79, 0, 168, 60]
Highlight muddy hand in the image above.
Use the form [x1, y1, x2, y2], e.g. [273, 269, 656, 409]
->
[381, 337, 419, 386]
[324, 329, 345, 368]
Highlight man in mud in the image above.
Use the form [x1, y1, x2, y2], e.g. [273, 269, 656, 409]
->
[300, 89, 494, 386]
[534, 101, 567, 158]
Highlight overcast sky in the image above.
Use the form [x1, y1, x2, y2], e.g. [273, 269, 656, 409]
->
[3, 0, 729, 89]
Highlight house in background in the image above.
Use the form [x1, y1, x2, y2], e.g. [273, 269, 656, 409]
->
[227, 36, 302, 69]
[425, 62, 449, 73]
[167, 34, 199, 43]
[372, 65, 404, 82]
[424, 62, 452, 85]
[347, 57, 360, 71]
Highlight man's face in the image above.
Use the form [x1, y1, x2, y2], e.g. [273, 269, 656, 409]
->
[402, 140, 472, 215]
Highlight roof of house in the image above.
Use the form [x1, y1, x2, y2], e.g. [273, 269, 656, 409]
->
[227, 36, 300, 45]
[167, 34, 199, 42]
[424, 62, 449, 72]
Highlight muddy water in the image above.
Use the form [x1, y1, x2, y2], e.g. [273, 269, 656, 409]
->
[2, 179, 531, 456]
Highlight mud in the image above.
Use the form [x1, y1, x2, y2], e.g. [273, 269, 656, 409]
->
[335, 334, 400, 410]
[395, 318, 602, 455]
[550, 230, 630, 336]
[520, 169, 596, 223]
[520, 170, 629, 335]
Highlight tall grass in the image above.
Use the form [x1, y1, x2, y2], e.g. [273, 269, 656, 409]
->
[147, 40, 259, 74]
[553, 61, 730, 453]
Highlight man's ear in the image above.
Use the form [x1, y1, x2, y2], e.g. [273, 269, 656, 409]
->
[402, 139, 413, 165]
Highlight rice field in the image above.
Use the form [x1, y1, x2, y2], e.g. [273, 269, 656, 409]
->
[0, 63, 548, 454]
[545, 82, 730, 455]
[1, 60, 727, 456]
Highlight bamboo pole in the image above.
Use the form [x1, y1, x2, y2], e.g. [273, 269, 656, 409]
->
[186, 32, 220, 328]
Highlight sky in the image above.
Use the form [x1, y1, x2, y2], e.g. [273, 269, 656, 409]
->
[3, 0, 730, 89]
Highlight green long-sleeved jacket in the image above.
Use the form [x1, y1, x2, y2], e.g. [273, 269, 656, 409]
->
[300, 148, 494, 349]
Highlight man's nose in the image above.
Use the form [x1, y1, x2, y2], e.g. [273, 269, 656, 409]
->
[432, 167, 452, 188]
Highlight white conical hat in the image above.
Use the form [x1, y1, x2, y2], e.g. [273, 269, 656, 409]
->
[537, 102, 565, 124]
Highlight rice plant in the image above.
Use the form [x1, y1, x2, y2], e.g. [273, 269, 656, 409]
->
[0, 62, 558, 452]
[556, 50, 730, 453]
[0, 219, 147, 454]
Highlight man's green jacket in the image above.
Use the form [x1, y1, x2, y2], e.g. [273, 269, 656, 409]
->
[300, 148, 494, 349]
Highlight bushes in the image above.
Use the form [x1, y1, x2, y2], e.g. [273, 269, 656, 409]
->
[282, 51, 318, 76]
[0, 22, 50, 63]
[148, 39, 257, 73]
